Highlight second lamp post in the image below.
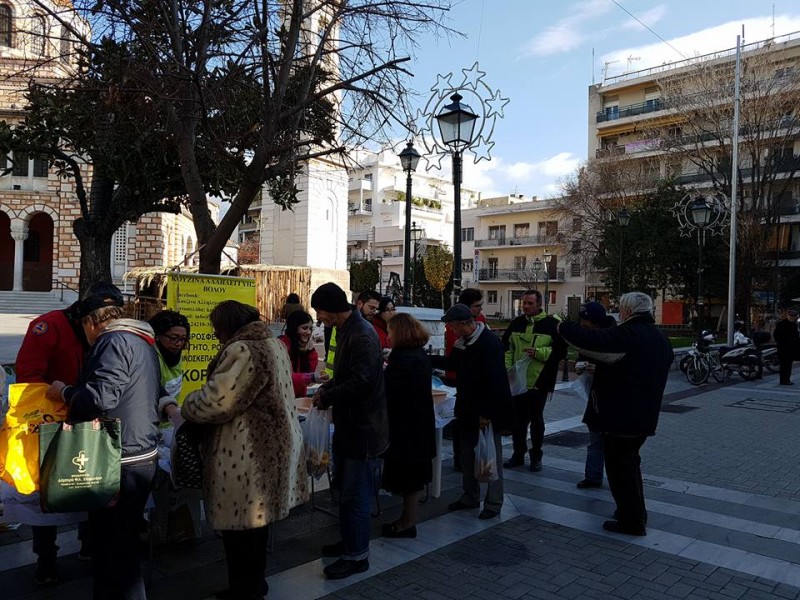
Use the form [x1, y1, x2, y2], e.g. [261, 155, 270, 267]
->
[398, 141, 421, 306]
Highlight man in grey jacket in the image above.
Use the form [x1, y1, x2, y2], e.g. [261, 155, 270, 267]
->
[311, 283, 389, 580]
[48, 296, 160, 600]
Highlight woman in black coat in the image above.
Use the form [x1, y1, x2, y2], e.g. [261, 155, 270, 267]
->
[381, 313, 435, 539]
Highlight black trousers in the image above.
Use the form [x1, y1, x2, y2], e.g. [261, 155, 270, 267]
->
[32, 521, 90, 562]
[510, 389, 549, 461]
[603, 434, 648, 529]
[779, 355, 794, 384]
[220, 526, 271, 599]
[88, 459, 156, 600]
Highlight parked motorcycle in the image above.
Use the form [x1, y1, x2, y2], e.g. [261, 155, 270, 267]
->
[682, 331, 762, 385]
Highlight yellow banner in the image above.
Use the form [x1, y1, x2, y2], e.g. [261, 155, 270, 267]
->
[166, 273, 256, 403]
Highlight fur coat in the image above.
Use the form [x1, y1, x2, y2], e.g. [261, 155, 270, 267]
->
[182, 320, 308, 530]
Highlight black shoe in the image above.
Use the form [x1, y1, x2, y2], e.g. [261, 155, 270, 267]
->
[529, 460, 542, 472]
[321, 541, 344, 557]
[323, 558, 369, 580]
[447, 500, 478, 512]
[613, 509, 648, 525]
[503, 455, 525, 468]
[780, 381, 794, 385]
[381, 522, 417, 539]
[576, 479, 602, 489]
[603, 520, 646, 536]
[478, 508, 499, 520]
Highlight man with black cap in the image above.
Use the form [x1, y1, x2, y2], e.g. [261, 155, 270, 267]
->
[310, 282, 389, 580]
[6, 282, 124, 585]
[431, 304, 513, 520]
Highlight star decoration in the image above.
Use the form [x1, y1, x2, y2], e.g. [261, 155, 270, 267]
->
[430, 73, 453, 98]
[486, 90, 510, 119]
[672, 191, 730, 238]
[459, 62, 486, 90]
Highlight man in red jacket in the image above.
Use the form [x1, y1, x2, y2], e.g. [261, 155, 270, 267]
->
[10, 282, 123, 585]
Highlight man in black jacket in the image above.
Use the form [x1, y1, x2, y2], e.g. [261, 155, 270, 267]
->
[558, 292, 673, 536]
[774, 308, 799, 385]
[433, 304, 513, 520]
[312, 283, 389, 580]
[501, 290, 567, 471]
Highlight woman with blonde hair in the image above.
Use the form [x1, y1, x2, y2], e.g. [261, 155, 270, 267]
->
[181, 300, 307, 599]
[380, 313, 435, 538]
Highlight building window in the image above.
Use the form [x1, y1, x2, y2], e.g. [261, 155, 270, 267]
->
[572, 217, 582, 232]
[33, 157, 48, 177]
[487, 290, 497, 303]
[487, 257, 498, 276]
[113, 226, 128, 263]
[488, 225, 505, 241]
[461, 259, 473, 272]
[513, 223, 529, 238]
[571, 240, 581, 253]
[363, 173, 372, 182]
[60, 25, 74, 62]
[514, 255, 526, 270]
[538, 221, 558, 236]
[461, 227, 474, 242]
[363, 197, 372, 211]
[31, 15, 46, 55]
[12, 153, 28, 176]
[571, 262, 581, 277]
[0, 4, 11, 47]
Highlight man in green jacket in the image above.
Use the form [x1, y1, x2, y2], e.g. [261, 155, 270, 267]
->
[501, 290, 567, 471]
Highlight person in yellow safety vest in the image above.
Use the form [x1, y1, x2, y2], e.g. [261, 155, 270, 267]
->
[324, 290, 381, 378]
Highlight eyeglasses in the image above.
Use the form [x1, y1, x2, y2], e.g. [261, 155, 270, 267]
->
[161, 334, 188, 345]
[384, 307, 397, 312]
[470, 303, 483, 309]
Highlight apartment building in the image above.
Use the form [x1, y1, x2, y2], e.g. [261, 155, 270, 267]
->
[462, 195, 585, 319]
[346, 147, 481, 295]
[587, 31, 800, 313]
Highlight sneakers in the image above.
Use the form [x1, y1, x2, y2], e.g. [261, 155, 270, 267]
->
[576, 479, 602, 489]
[323, 558, 369, 580]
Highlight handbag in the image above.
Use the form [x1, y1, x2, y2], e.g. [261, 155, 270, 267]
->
[170, 421, 205, 489]
[39, 419, 121, 513]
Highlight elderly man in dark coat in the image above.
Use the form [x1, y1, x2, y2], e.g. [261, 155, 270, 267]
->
[432, 304, 513, 520]
[558, 292, 673, 536]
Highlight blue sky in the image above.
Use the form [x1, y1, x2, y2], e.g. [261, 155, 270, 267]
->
[402, 0, 800, 200]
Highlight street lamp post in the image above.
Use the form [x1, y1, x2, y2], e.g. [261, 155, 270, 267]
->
[690, 196, 713, 331]
[398, 141, 421, 306]
[543, 249, 552, 314]
[616, 208, 631, 300]
[435, 93, 479, 302]
[411, 221, 424, 304]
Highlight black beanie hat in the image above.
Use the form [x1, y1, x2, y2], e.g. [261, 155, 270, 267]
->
[311, 283, 351, 313]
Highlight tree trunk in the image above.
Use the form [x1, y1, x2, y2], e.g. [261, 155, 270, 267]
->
[74, 217, 113, 297]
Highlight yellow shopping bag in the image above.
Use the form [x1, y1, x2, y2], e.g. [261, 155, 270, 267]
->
[0, 383, 67, 494]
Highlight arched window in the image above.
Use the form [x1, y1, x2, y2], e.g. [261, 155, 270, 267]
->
[0, 4, 12, 47]
[31, 15, 45, 55]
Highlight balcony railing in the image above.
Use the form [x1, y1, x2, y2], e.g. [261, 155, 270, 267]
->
[348, 203, 372, 214]
[477, 268, 566, 282]
[596, 98, 665, 123]
[475, 234, 558, 248]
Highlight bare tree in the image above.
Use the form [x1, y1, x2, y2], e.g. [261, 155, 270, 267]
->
[30, 0, 456, 274]
[651, 38, 800, 317]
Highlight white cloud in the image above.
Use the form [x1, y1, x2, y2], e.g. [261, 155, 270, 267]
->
[621, 5, 667, 31]
[601, 16, 800, 79]
[521, 0, 612, 57]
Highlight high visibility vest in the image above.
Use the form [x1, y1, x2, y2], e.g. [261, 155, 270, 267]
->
[324, 327, 337, 378]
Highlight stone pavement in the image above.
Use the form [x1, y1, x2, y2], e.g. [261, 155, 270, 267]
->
[1, 315, 799, 599]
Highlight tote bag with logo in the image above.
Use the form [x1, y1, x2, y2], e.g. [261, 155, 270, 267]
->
[38, 419, 122, 513]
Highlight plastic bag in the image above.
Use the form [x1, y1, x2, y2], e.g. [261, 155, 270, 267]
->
[0, 383, 68, 494]
[474, 424, 499, 483]
[571, 372, 594, 404]
[301, 407, 331, 480]
[507, 357, 530, 396]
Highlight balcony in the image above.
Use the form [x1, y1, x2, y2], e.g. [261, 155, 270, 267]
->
[348, 178, 373, 192]
[349, 229, 371, 242]
[477, 268, 566, 282]
[596, 98, 665, 123]
[348, 202, 372, 215]
[475, 234, 558, 248]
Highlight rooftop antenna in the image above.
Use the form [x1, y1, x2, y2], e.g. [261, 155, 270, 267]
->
[772, 4, 775, 38]
[627, 55, 641, 71]
[602, 59, 620, 81]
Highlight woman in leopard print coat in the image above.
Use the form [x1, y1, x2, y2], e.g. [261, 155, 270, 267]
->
[182, 300, 308, 599]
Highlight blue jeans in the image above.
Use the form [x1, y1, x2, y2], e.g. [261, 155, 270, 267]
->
[584, 430, 605, 483]
[335, 455, 379, 561]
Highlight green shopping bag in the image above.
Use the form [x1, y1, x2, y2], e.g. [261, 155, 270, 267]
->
[39, 419, 122, 513]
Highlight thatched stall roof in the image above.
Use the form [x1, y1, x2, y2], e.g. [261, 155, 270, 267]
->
[123, 264, 312, 322]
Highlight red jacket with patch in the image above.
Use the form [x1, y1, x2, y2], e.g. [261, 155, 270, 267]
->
[15, 308, 87, 385]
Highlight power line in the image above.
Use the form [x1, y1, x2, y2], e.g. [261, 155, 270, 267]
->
[609, 0, 687, 60]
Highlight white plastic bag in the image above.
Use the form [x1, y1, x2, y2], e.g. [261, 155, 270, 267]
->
[571, 372, 594, 404]
[474, 424, 499, 483]
[507, 357, 530, 396]
[301, 407, 331, 480]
